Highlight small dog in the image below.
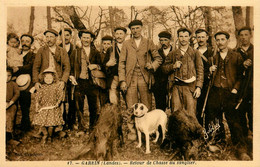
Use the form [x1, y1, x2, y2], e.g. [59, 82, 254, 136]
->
[132, 103, 167, 154]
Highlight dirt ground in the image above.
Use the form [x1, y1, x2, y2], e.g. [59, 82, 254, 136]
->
[6, 95, 247, 161]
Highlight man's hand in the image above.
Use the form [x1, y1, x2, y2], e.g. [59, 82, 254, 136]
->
[209, 65, 217, 74]
[13, 67, 19, 73]
[120, 81, 127, 93]
[145, 63, 154, 71]
[193, 87, 201, 98]
[231, 89, 238, 94]
[69, 76, 78, 85]
[88, 64, 99, 70]
[35, 82, 42, 91]
[173, 61, 182, 69]
[58, 81, 65, 90]
[243, 59, 252, 69]
[106, 59, 117, 67]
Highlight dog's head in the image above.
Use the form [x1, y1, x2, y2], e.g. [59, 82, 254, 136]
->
[132, 103, 149, 117]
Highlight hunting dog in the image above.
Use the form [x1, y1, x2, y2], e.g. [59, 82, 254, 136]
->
[73, 103, 124, 160]
[132, 103, 167, 154]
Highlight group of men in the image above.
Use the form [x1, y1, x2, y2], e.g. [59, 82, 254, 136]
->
[9, 19, 253, 160]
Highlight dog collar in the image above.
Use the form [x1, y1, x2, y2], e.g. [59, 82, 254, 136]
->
[135, 114, 145, 118]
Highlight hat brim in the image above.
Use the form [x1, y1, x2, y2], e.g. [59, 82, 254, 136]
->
[16, 74, 31, 91]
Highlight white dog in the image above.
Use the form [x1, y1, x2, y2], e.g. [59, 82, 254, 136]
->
[132, 103, 167, 154]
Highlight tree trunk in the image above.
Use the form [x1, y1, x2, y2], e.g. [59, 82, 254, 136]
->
[246, 6, 253, 27]
[47, 6, 52, 29]
[108, 6, 115, 35]
[64, 6, 86, 30]
[28, 6, 35, 35]
[232, 6, 245, 36]
[204, 7, 213, 46]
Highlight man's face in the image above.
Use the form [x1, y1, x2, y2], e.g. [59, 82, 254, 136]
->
[159, 37, 171, 49]
[80, 33, 93, 47]
[21, 36, 32, 51]
[196, 32, 208, 47]
[45, 32, 56, 47]
[8, 38, 19, 48]
[178, 31, 190, 47]
[215, 34, 229, 51]
[64, 31, 72, 45]
[239, 30, 251, 46]
[130, 25, 142, 39]
[114, 30, 126, 44]
[7, 71, 12, 83]
[102, 40, 112, 52]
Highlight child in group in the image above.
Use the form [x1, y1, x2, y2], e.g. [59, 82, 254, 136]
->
[32, 68, 64, 144]
[6, 67, 20, 143]
[6, 33, 23, 68]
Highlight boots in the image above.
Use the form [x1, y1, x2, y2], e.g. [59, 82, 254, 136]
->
[47, 127, 53, 143]
[41, 127, 48, 145]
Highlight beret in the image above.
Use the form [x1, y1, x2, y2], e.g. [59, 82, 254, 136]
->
[195, 28, 209, 35]
[78, 29, 95, 39]
[177, 27, 192, 36]
[44, 28, 58, 36]
[102, 35, 113, 41]
[214, 31, 230, 39]
[114, 26, 127, 33]
[59, 28, 72, 35]
[158, 31, 172, 39]
[238, 26, 252, 35]
[7, 33, 19, 42]
[20, 34, 34, 43]
[128, 20, 143, 28]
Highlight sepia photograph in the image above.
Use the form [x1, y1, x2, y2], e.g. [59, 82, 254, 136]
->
[1, 0, 259, 166]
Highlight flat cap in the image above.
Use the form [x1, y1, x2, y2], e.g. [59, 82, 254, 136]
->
[238, 26, 252, 35]
[102, 35, 113, 41]
[59, 28, 72, 35]
[177, 27, 192, 36]
[20, 34, 34, 43]
[195, 28, 209, 35]
[78, 29, 95, 39]
[44, 28, 58, 36]
[214, 31, 230, 39]
[114, 26, 127, 33]
[128, 20, 143, 28]
[158, 31, 172, 39]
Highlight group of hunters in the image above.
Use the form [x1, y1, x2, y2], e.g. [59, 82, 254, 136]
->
[6, 19, 253, 160]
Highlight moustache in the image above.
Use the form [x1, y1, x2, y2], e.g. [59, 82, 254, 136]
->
[22, 44, 29, 48]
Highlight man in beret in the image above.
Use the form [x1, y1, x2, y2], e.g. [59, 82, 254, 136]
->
[118, 20, 162, 140]
[152, 31, 173, 111]
[12, 34, 35, 132]
[162, 27, 204, 116]
[103, 27, 127, 104]
[59, 28, 76, 131]
[98, 35, 113, 106]
[33, 29, 70, 91]
[69, 29, 103, 131]
[236, 27, 253, 158]
[206, 31, 250, 160]
[195, 28, 214, 125]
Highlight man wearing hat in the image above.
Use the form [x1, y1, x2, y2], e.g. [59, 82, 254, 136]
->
[195, 28, 214, 125]
[206, 31, 250, 160]
[13, 34, 35, 132]
[103, 27, 127, 104]
[33, 28, 70, 91]
[118, 20, 162, 140]
[162, 27, 204, 116]
[152, 31, 173, 111]
[69, 29, 103, 131]
[59, 28, 76, 130]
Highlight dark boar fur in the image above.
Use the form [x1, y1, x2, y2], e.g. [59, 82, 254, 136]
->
[161, 109, 204, 160]
[73, 103, 124, 160]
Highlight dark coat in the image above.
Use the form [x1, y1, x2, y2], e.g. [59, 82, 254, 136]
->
[211, 48, 243, 91]
[70, 47, 103, 80]
[103, 44, 120, 88]
[14, 51, 35, 76]
[33, 45, 70, 83]
[60, 43, 74, 57]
